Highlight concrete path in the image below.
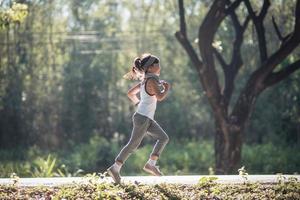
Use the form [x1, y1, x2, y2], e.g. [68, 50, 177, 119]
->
[0, 175, 299, 186]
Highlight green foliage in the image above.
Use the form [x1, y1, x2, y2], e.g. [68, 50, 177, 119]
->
[31, 154, 57, 177]
[64, 134, 119, 173]
[122, 139, 215, 175]
[0, 162, 31, 178]
[238, 166, 249, 184]
[1, 138, 300, 178]
[30, 154, 81, 177]
[0, 179, 299, 199]
[242, 142, 300, 174]
[159, 139, 215, 175]
[198, 176, 219, 188]
[0, 2, 28, 29]
[9, 173, 20, 187]
[0, 154, 81, 178]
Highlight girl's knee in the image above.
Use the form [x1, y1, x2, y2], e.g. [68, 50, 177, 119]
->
[162, 134, 169, 143]
[166, 135, 169, 143]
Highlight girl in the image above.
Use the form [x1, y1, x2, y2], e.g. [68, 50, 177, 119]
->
[107, 53, 170, 184]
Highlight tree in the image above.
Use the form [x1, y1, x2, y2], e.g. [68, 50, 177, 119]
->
[0, 2, 28, 149]
[175, 0, 300, 174]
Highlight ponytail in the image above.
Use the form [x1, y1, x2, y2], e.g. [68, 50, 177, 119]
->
[134, 57, 143, 71]
[123, 53, 159, 80]
[123, 67, 138, 80]
[123, 57, 145, 80]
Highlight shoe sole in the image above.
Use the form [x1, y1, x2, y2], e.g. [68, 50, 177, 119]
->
[143, 167, 162, 176]
[107, 169, 120, 184]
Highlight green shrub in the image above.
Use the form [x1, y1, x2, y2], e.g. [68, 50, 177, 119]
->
[1, 180, 297, 200]
[63, 134, 119, 173]
[0, 137, 299, 177]
[122, 139, 215, 175]
[242, 142, 300, 174]
[0, 162, 31, 177]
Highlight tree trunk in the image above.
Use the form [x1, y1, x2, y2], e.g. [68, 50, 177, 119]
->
[214, 121, 243, 174]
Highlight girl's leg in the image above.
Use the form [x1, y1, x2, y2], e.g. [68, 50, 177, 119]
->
[147, 119, 169, 159]
[115, 113, 150, 164]
[108, 113, 150, 183]
[142, 119, 169, 176]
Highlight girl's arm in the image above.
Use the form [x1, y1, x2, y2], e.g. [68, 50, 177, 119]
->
[146, 79, 170, 101]
[127, 82, 141, 105]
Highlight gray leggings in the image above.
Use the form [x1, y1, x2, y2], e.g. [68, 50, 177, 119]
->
[115, 112, 169, 164]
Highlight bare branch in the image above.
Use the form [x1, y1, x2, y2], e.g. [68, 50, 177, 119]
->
[244, 0, 268, 62]
[230, 0, 299, 126]
[241, 15, 251, 32]
[271, 16, 292, 45]
[213, 48, 228, 72]
[227, 5, 250, 34]
[272, 0, 300, 45]
[252, 35, 300, 88]
[253, 0, 300, 80]
[272, 16, 284, 41]
[264, 59, 300, 87]
[225, 0, 243, 15]
[218, 0, 249, 106]
[243, 0, 257, 20]
[175, 32, 202, 68]
[175, 0, 202, 68]
[295, 0, 300, 33]
[178, 0, 187, 37]
[228, 5, 242, 30]
[258, 0, 270, 20]
[273, 0, 299, 46]
[244, 0, 270, 21]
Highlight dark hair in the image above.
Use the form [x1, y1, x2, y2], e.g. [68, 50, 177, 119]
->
[134, 57, 143, 71]
[134, 54, 159, 73]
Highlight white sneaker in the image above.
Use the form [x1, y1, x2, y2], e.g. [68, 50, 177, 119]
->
[107, 165, 121, 184]
[143, 163, 163, 176]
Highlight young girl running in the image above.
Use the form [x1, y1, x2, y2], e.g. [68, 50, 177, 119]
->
[107, 53, 170, 184]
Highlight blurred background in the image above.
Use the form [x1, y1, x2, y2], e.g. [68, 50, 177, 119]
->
[0, 0, 299, 177]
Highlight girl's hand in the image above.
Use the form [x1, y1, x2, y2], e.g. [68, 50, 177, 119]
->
[127, 82, 141, 104]
[159, 80, 170, 91]
[162, 81, 170, 89]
